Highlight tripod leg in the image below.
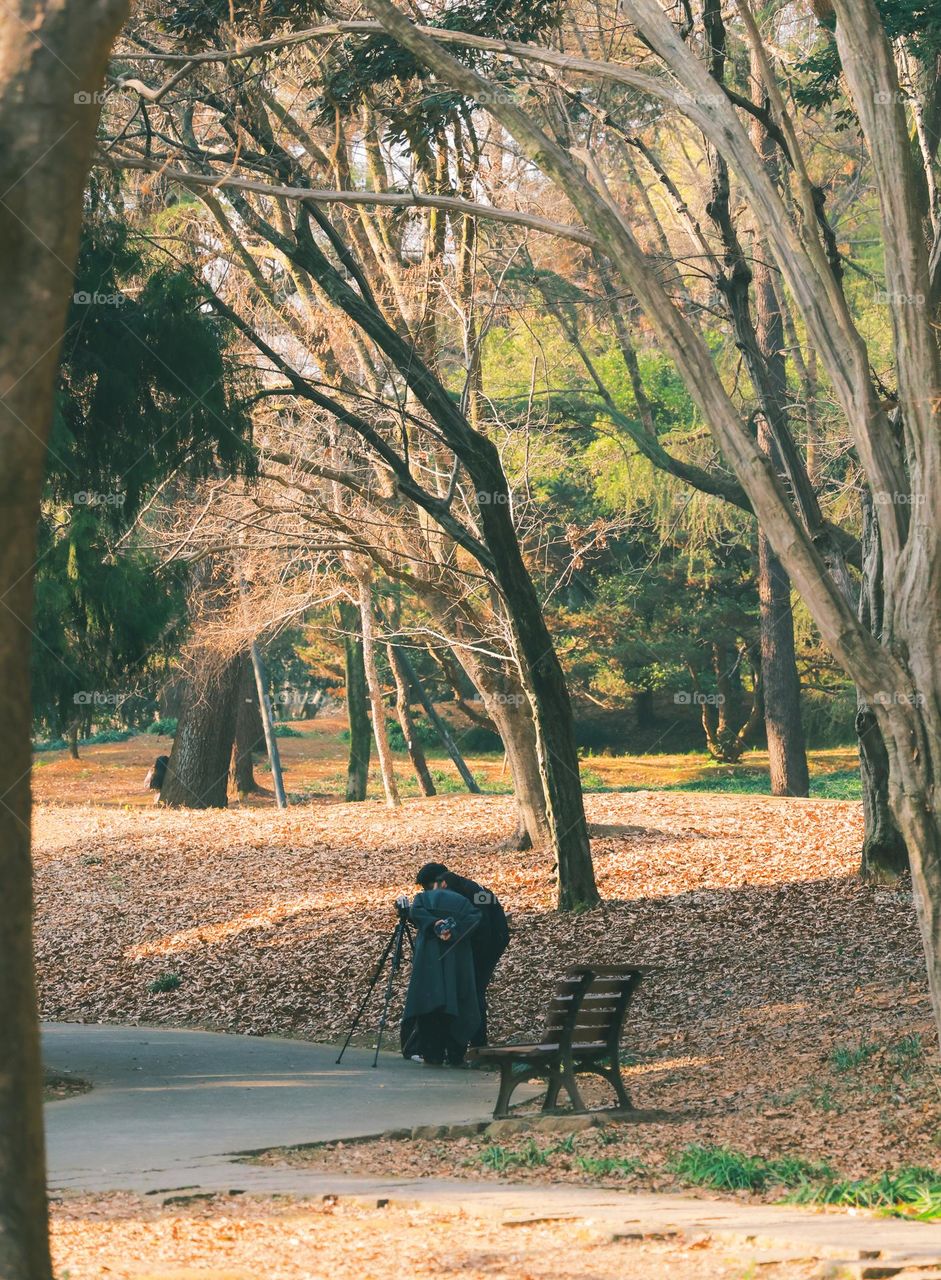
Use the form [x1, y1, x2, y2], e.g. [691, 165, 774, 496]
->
[336, 927, 397, 1064]
[372, 920, 408, 1067]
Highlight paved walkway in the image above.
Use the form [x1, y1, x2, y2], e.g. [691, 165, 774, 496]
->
[42, 1022, 518, 1190]
[43, 1023, 941, 1276]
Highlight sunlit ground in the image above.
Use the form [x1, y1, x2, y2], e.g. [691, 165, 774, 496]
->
[31, 711, 860, 808]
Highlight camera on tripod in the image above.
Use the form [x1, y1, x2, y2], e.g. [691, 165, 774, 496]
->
[394, 893, 411, 920]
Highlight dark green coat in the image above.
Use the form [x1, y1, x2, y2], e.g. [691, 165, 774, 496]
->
[403, 889, 482, 1044]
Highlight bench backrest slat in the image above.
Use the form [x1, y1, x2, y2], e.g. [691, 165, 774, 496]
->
[539, 964, 645, 1055]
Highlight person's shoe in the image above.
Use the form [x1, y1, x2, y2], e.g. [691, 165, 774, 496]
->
[410, 1054, 424, 1063]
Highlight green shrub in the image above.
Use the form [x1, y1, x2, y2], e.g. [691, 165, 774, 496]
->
[273, 724, 303, 737]
[385, 717, 437, 751]
[457, 724, 503, 753]
[85, 728, 133, 745]
[146, 717, 178, 736]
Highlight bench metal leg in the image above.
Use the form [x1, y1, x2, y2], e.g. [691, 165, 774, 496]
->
[543, 1067, 562, 1112]
[604, 1062, 632, 1110]
[560, 1066, 586, 1112]
[493, 1061, 520, 1119]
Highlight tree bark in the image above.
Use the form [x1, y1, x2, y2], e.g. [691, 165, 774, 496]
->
[355, 571, 400, 808]
[758, 526, 809, 795]
[67, 721, 80, 761]
[160, 653, 242, 808]
[342, 610, 371, 802]
[386, 642, 436, 796]
[857, 491, 908, 880]
[233, 653, 264, 795]
[249, 640, 287, 809]
[0, 2, 130, 1275]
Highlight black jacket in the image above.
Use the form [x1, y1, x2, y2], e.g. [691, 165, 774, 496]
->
[403, 888, 482, 1043]
[437, 872, 509, 971]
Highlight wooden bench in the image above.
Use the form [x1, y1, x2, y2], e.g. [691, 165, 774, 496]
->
[467, 964, 647, 1118]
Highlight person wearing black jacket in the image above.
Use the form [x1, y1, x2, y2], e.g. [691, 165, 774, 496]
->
[415, 862, 510, 1047]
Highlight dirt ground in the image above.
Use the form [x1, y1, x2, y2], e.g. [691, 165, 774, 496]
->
[49, 1192, 816, 1280]
[32, 731, 938, 1188]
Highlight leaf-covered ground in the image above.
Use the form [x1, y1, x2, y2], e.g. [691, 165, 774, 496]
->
[50, 1192, 818, 1280]
[34, 781, 940, 1183]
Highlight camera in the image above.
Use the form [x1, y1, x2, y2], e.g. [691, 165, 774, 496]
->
[394, 893, 411, 919]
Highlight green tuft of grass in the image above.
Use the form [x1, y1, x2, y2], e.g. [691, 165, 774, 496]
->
[668, 1144, 831, 1192]
[830, 1042, 879, 1073]
[478, 1139, 550, 1171]
[890, 1033, 924, 1069]
[147, 972, 181, 994]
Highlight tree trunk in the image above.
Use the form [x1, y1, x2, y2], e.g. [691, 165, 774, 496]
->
[160, 653, 242, 808]
[857, 491, 908, 880]
[356, 571, 399, 808]
[474, 484, 597, 907]
[486, 688, 550, 849]
[67, 721, 80, 761]
[753, 257, 810, 797]
[343, 609, 371, 802]
[386, 643, 436, 796]
[233, 653, 264, 795]
[408, 587, 548, 845]
[0, 3, 130, 1275]
[249, 640, 287, 809]
[758, 529, 809, 795]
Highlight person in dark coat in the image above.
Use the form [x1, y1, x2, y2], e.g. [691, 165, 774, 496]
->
[402, 887, 481, 1065]
[415, 863, 510, 1047]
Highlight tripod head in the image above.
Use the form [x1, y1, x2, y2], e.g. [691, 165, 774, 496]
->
[394, 893, 411, 922]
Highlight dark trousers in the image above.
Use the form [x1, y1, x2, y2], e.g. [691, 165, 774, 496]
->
[417, 1011, 467, 1065]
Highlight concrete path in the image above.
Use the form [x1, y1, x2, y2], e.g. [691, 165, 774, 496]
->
[43, 1023, 941, 1277]
[42, 1022, 517, 1191]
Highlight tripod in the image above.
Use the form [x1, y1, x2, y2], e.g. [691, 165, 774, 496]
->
[336, 909, 414, 1067]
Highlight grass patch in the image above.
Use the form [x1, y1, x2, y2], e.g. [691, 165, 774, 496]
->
[789, 1167, 941, 1220]
[668, 1144, 831, 1192]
